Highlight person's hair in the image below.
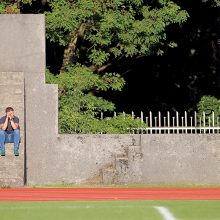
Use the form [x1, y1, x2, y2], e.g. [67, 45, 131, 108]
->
[5, 107, 14, 113]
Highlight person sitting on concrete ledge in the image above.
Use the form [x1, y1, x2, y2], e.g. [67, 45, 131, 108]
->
[0, 107, 20, 156]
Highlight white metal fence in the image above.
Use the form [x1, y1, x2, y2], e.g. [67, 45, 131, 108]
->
[124, 111, 220, 134]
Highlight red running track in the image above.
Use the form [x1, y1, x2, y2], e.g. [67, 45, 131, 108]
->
[0, 188, 220, 201]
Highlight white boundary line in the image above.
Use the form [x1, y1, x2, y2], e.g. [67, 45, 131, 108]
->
[154, 206, 177, 220]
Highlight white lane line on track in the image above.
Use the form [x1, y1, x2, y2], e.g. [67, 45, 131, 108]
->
[154, 206, 177, 220]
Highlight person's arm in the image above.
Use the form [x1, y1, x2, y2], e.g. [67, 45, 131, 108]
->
[10, 118, 19, 130]
[0, 118, 3, 129]
[1, 116, 9, 130]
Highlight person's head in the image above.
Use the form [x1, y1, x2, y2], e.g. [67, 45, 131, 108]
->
[5, 107, 14, 117]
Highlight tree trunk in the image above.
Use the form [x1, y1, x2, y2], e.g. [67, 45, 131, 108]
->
[61, 24, 85, 71]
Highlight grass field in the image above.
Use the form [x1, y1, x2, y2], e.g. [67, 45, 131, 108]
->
[1, 200, 220, 220]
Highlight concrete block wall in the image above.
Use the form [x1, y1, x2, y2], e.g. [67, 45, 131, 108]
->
[0, 72, 24, 187]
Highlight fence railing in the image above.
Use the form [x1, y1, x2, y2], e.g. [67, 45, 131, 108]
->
[128, 126, 220, 134]
[108, 111, 220, 134]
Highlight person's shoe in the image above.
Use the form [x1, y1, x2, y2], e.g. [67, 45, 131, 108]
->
[1, 150, 5, 156]
[14, 150, 19, 156]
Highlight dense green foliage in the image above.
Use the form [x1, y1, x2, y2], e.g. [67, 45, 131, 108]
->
[197, 95, 220, 125]
[47, 65, 129, 133]
[0, 0, 32, 13]
[46, 0, 188, 62]
[0, 1, 17, 13]
[46, 66, 146, 133]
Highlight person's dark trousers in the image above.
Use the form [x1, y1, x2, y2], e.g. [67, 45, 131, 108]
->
[0, 129, 20, 156]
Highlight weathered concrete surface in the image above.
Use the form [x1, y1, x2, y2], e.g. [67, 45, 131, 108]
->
[27, 133, 220, 186]
[0, 72, 24, 187]
[141, 134, 220, 185]
[27, 134, 141, 185]
[0, 15, 58, 186]
[0, 15, 45, 74]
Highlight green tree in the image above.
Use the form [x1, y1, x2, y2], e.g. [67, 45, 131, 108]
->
[46, 64, 124, 133]
[46, 66, 146, 133]
[0, 0, 189, 133]
[197, 95, 220, 126]
[0, 0, 34, 13]
[0, 1, 18, 13]
[44, 0, 189, 133]
[45, 0, 189, 71]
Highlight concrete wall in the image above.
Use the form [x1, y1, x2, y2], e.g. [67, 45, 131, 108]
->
[28, 134, 220, 186]
[141, 134, 220, 185]
[1, 15, 220, 187]
[0, 72, 24, 186]
[27, 134, 141, 185]
[0, 15, 58, 186]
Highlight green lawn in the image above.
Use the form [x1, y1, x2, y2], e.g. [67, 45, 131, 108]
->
[1, 200, 220, 220]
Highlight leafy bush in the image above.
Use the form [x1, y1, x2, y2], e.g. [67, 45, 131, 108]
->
[197, 95, 220, 125]
[46, 66, 146, 133]
[59, 108, 146, 134]
[103, 113, 146, 134]
[0, 1, 8, 13]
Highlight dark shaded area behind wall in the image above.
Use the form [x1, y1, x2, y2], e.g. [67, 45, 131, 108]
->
[102, 3, 220, 115]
